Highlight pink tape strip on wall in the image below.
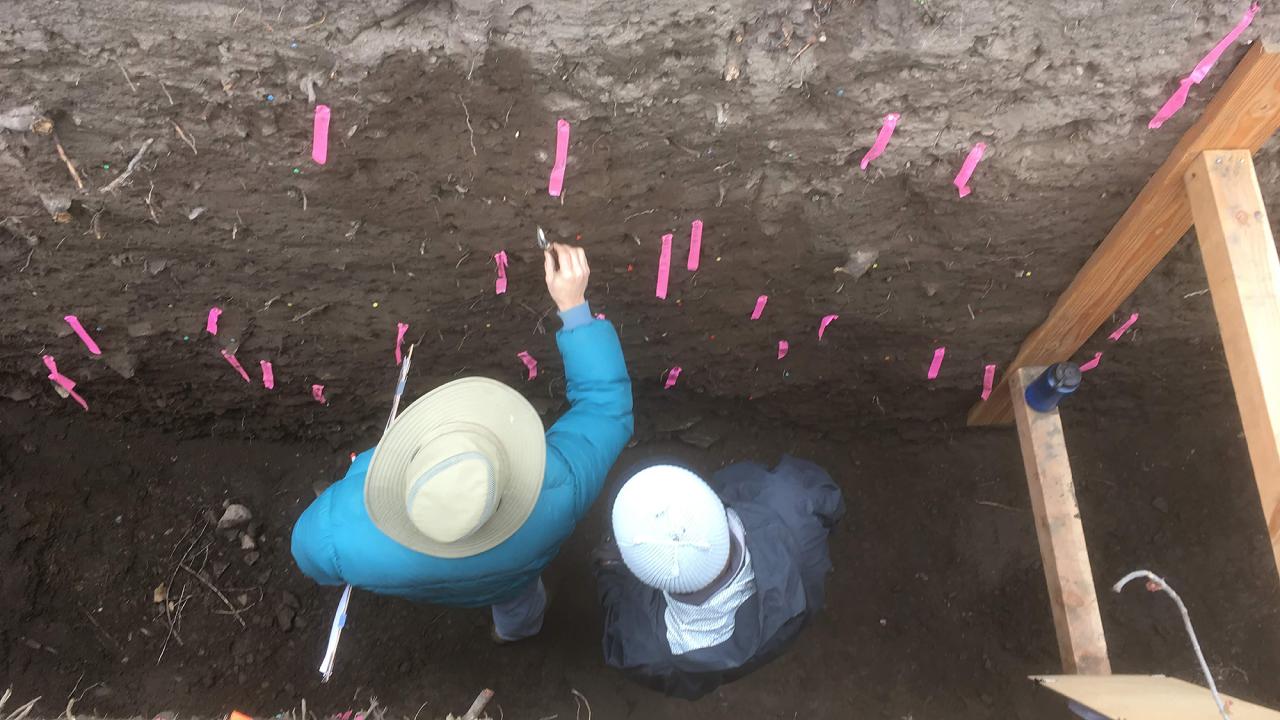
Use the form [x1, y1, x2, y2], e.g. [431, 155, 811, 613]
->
[688, 220, 703, 271]
[750, 295, 768, 320]
[981, 363, 996, 400]
[860, 112, 900, 170]
[1149, 3, 1260, 129]
[64, 315, 102, 355]
[818, 314, 839, 340]
[1079, 352, 1103, 372]
[1108, 312, 1139, 341]
[312, 105, 331, 165]
[664, 366, 682, 389]
[260, 360, 275, 390]
[206, 307, 222, 335]
[778, 340, 789, 360]
[221, 349, 251, 383]
[42, 355, 88, 411]
[953, 143, 987, 198]
[927, 347, 946, 379]
[311, 384, 327, 404]
[548, 119, 571, 196]
[656, 233, 673, 299]
[516, 351, 538, 380]
[395, 322, 409, 365]
[494, 251, 509, 295]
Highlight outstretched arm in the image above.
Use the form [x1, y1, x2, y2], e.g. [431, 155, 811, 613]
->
[542, 243, 634, 518]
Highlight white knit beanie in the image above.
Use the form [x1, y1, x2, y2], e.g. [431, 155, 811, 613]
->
[611, 465, 731, 594]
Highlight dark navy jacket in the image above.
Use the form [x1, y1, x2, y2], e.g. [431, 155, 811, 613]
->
[596, 456, 845, 699]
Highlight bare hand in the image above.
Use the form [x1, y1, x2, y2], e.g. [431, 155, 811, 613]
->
[544, 243, 589, 312]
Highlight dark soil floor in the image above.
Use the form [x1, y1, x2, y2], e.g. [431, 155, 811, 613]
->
[4, 0, 1280, 717]
[3, 337, 1280, 719]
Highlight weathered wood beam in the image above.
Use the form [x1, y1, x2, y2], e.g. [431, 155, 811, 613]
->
[1011, 367, 1111, 675]
[1185, 149, 1280, 580]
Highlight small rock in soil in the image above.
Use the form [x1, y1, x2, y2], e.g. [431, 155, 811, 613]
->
[842, 248, 879, 279]
[655, 413, 702, 433]
[217, 504, 252, 529]
[211, 560, 230, 579]
[243, 551, 260, 566]
[240, 533, 257, 550]
[679, 427, 722, 449]
[105, 351, 137, 379]
[281, 591, 300, 609]
[1152, 497, 1170, 513]
[276, 605, 296, 632]
[153, 583, 168, 604]
[127, 321, 156, 337]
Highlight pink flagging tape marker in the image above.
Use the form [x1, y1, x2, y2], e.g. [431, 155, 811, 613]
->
[494, 251, 509, 295]
[953, 143, 987, 198]
[750, 295, 768, 320]
[1149, 3, 1260, 129]
[1108, 312, 1139, 341]
[42, 355, 88, 411]
[516, 351, 538, 380]
[1080, 352, 1103, 372]
[927, 347, 946, 380]
[312, 104, 331, 164]
[63, 315, 102, 355]
[778, 340, 790, 360]
[818, 314, 839, 340]
[221, 349, 251, 383]
[687, 220, 703, 271]
[395, 322, 409, 365]
[664, 366, 682, 390]
[656, 233, 673, 299]
[260, 360, 275, 390]
[860, 112, 900, 170]
[981, 363, 997, 400]
[311, 383, 327, 404]
[206, 307, 222, 335]
[548, 118, 571, 196]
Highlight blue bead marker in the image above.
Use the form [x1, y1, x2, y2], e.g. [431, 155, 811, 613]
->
[1024, 362, 1082, 412]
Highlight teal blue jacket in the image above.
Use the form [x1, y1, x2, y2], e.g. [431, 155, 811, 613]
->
[291, 318, 633, 606]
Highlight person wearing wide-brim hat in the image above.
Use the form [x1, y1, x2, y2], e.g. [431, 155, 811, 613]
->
[593, 456, 845, 699]
[292, 243, 633, 643]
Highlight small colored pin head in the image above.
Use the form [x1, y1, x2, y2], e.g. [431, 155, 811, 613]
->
[103, 163, 110, 170]
[183, 335, 190, 341]
[372, 301, 379, 308]
[266, 94, 275, 102]
[290, 42, 298, 49]
[292, 168, 301, 174]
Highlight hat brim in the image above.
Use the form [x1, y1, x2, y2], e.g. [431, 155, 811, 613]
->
[365, 377, 546, 559]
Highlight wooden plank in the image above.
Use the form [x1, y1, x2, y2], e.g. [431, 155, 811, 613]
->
[1011, 367, 1110, 675]
[1184, 149, 1280, 579]
[1032, 675, 1280, 719]
[970, 41, 1280, 426]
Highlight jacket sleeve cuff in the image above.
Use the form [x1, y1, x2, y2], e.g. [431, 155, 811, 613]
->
[558, 301, 593, 330]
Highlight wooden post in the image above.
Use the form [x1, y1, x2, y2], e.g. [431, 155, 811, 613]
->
[970, 41, 1280, 426]
[1184, 149, 1280, 579]
[1011, 367, 1111, 675]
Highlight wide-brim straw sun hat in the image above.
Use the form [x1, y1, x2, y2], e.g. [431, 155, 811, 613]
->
[364, 377, 546, 558]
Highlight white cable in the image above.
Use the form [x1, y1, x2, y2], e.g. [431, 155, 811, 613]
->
[1112, 570, 1229, 720]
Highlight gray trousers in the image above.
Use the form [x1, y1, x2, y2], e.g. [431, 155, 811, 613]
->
[490, 577, 546, 641]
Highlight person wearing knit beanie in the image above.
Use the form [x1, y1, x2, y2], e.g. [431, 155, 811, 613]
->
[595, 456, 846, 700]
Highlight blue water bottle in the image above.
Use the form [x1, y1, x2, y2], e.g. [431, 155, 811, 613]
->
[1024, 362, 1082, 412]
